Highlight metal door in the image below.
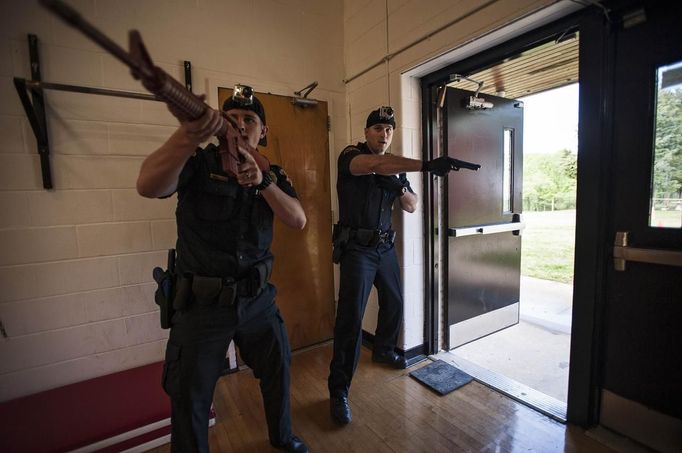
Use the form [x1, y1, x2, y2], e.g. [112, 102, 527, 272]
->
[600, 2, 682, 424]
[445, 87, 524, 349]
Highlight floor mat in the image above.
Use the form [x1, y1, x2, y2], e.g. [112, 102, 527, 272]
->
[409, 359, 474, 395]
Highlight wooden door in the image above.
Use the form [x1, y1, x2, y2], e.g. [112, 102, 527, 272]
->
[218, 89, 335, 349]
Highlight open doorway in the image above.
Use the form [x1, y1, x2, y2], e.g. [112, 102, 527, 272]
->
[446, 83, 578, 408]
[426, 30, 579, 421]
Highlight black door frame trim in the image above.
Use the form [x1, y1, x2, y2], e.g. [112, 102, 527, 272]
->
[420, 7, 607, 426]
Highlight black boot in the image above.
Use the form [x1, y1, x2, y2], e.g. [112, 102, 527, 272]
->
[372, 350, 407, 369]
[273, 435, 309, 453]
[330, 395, 352, 424]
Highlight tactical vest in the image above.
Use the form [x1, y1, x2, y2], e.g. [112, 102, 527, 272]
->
[175, 145, 274, 278]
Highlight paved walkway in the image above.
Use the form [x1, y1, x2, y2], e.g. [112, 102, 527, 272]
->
[449, 276, 573, 402]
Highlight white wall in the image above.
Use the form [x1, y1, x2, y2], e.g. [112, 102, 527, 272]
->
[0, 0, 344, 402]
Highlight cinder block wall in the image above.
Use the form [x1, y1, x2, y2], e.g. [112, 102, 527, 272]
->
[343, 0, 556, 350]
[0, 0, 562, 401]
[0, 0, 344, 401]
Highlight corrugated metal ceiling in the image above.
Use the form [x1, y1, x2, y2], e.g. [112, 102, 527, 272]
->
[447, 33, 579, 100]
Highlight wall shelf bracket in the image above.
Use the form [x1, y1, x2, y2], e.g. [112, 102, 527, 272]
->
[14, 34, 193, 190]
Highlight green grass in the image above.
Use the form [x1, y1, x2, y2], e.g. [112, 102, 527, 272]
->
[650, 209, 682, 228]
[520, 209, 679, 283]
[521, 210, 576, 283]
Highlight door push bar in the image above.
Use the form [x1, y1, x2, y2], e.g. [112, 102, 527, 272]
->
[448, 214, 525, 238]
[613, 231, 682, 271]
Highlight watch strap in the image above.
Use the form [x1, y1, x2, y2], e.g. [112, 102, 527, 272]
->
[255, 170, 273, 191]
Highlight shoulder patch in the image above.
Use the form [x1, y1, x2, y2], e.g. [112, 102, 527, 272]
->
[273, 166, 292, 185]
[341, 146, 360, 155]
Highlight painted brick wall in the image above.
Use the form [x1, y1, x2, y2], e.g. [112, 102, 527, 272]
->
[0, 0, 566, 400]
[0, 0, 344, 401]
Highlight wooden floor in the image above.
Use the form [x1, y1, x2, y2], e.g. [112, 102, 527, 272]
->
[147, 343, 614, 452]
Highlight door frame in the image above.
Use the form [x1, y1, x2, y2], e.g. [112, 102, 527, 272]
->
[420, 8, 606, 426]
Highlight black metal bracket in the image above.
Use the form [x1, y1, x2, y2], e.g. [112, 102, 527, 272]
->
[13, 34, 193, 190]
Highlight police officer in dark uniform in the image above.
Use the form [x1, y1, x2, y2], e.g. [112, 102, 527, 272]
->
[328, 106, 464, 425]
[137, 86, 308, 453]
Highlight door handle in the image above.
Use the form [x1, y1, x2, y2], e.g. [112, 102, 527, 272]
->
[613, 231, 682, 271]
[448, 219, 525, 237]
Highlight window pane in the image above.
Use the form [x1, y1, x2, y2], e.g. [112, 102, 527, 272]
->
[503, 128, 513, 213]
[650, 61, 682, 228]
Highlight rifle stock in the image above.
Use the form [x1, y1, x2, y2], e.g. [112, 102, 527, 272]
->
[39, 0, 269, 177]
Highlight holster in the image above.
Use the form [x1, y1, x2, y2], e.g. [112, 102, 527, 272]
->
[152, 267, 175, 329]
[332, 223, 350, 264]
[152, 249, 178, 329]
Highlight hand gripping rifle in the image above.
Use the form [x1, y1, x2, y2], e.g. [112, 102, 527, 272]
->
[39, 0, 269, 177]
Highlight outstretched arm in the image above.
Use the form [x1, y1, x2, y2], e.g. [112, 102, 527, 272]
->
[349, 153, 422, 176]
[137, 108, 222, 198]
[348, 153, 469, 178]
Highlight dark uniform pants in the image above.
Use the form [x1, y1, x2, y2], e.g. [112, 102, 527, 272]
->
[328, 241, 403, 397]
[162, 285, 292, 453]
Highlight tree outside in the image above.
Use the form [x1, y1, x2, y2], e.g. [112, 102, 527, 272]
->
[520, 77, 682, 283]
[521, 150, 577, 284]
[651, 68, 682, 228]
[523, 149, 577, 212]
[521, 85, 578, 284]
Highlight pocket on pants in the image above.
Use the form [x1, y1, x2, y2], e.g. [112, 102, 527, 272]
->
[162, 342, 181, 398]
[275, 311, 292, 364]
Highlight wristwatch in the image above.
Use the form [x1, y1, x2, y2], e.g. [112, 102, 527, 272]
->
[255, 170, 273, 191]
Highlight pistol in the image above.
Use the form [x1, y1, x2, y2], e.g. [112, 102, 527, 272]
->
[451, 158, 481, 171]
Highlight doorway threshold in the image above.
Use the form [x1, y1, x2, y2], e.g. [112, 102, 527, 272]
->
[434, 351, 567, 422]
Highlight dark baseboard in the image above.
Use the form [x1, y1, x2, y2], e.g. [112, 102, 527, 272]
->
[361, 330, 428, 368]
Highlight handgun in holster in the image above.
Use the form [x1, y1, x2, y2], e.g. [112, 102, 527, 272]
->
[332, 223, 349, 264]
[152, 249, 176, 329]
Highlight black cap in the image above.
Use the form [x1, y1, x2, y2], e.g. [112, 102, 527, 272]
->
[222, 86, 267, 146]
[222, 95, 267, 126]
[366, 106, 396, 129]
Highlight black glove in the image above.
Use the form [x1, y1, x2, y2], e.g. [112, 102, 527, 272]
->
[375, 175, 407, 195]
[422, 156, 455, 176]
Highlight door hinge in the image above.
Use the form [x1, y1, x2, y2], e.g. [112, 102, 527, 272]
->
[622, 8, 646, 29]
[327, 116, 331, 131]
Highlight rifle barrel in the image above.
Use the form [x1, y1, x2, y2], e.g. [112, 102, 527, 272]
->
[40, 0, 151, 77]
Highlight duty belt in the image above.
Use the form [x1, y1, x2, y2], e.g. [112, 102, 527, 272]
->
[341, 226, 396, 247]
[175, 273, 263, 308]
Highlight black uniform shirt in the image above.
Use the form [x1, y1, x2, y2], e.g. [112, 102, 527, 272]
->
[173, 143, 298, 278]
[337, 142, 413, 231]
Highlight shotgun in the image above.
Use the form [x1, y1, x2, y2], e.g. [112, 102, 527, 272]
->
[39, 0, 269, 177]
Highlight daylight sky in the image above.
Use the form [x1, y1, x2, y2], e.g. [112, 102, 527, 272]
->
[521, 83, 579, 154]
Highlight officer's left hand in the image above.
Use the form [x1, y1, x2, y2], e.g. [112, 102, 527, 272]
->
[375, 175, 406, 195]
[236, 146, 263, 187]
